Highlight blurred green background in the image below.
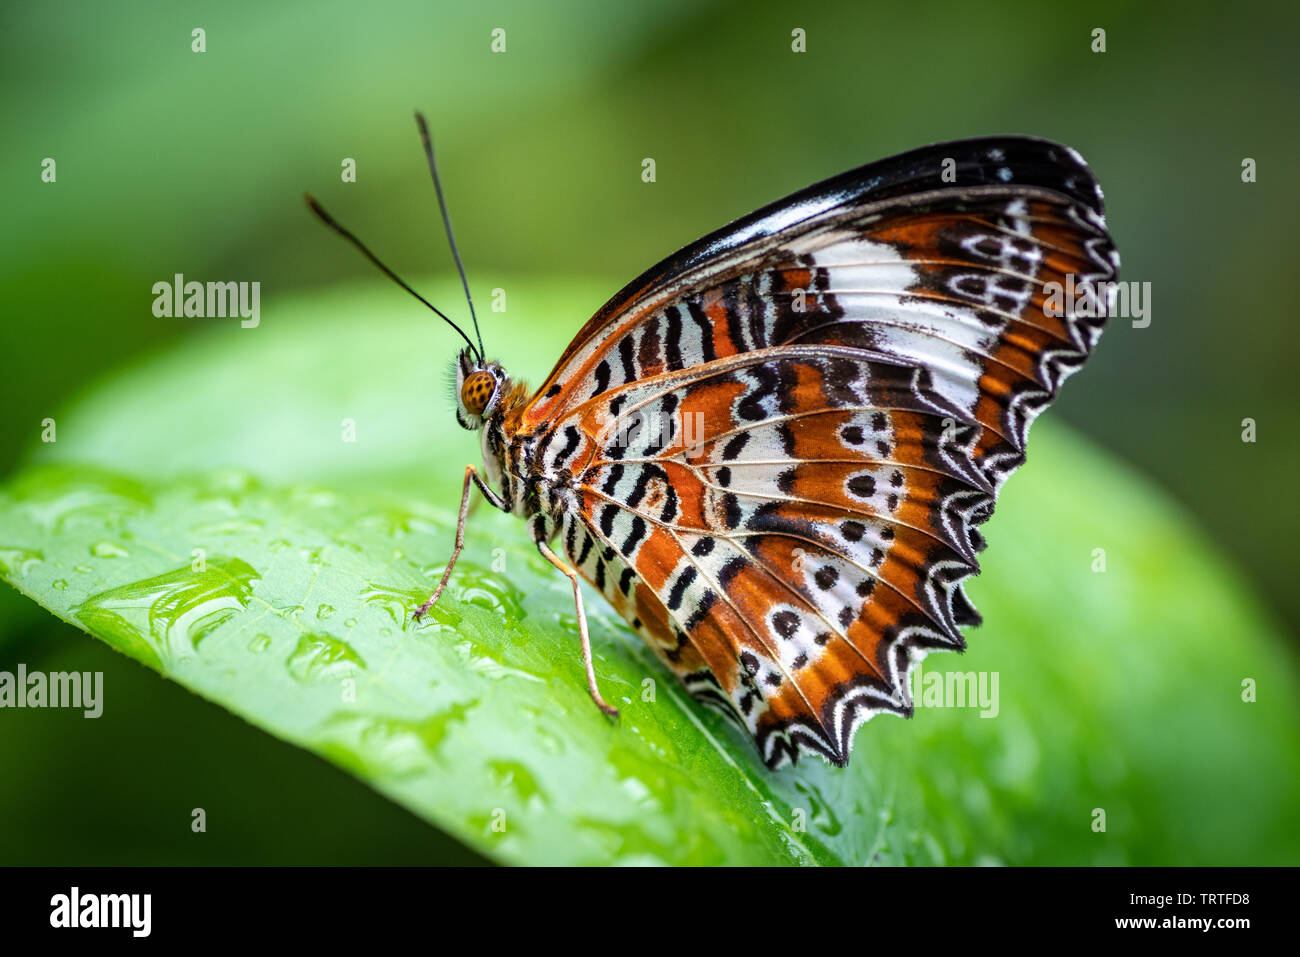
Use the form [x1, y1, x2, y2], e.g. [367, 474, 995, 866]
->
[2, 0, 1297, 863]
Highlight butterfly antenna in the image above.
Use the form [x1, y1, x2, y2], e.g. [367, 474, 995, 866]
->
[414, 111, 485, 361]
[305, 194, 480, 359]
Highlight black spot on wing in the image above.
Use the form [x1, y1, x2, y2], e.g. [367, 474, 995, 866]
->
[622, 515, 647, 556]
[722, 432, 749, 461]
[664, 306, 684, 370]
[591, 360, 611, 398]
[737, 364, 780, 422]
[686, 301, 716, 361]
[618, 335, 636, 384]
[553, 426, 581, 469]
[667, 566, 698, 611]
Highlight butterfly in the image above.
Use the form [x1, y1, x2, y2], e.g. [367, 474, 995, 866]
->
[308, 114, 1118, 770]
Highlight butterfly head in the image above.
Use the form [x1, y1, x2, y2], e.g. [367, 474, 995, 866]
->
[454, 348, 508, 430]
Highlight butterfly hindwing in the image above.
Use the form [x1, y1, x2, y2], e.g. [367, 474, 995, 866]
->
[542, 347, 984, 766]
[509, 136, 1117, 767]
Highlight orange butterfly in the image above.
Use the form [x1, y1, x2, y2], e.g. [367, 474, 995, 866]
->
[309, 114, 1117, 769]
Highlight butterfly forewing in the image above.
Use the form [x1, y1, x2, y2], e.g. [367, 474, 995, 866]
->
[511, 137, 1117, 768]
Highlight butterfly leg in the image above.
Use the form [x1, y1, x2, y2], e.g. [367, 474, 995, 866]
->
[413, 464, 505, 621]
[536, 540, 620, 719]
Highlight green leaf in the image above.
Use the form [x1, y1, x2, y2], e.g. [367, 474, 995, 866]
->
[4, 278, 1299, 865]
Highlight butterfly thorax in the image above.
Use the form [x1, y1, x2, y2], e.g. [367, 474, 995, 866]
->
[480, 377, 574, 540]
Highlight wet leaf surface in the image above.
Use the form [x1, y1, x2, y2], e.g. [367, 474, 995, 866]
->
[3, 280, 1299, 864]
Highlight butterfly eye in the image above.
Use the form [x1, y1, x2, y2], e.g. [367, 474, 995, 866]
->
[460, 370, 496, 416]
